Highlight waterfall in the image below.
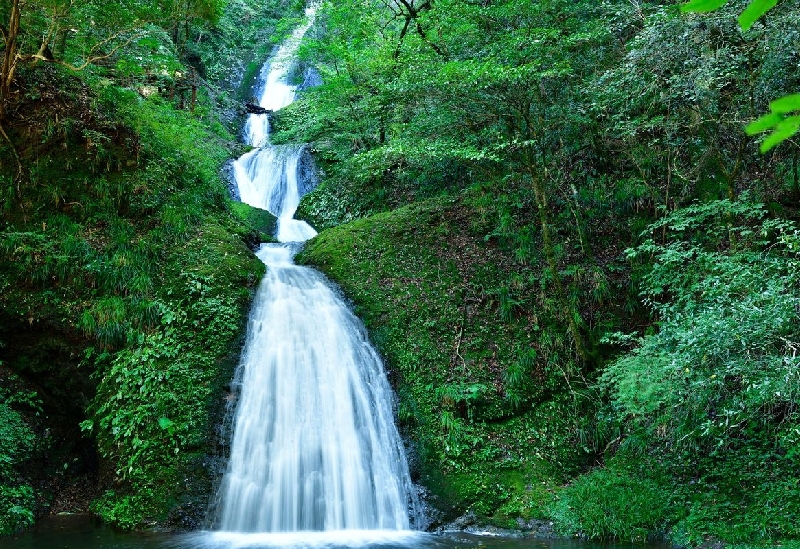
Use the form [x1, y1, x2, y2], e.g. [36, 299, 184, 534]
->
[209, 6, 422, 540]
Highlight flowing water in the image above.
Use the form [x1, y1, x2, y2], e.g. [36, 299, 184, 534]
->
[0, 515, 671, 549]
[209, 5, 421, 542]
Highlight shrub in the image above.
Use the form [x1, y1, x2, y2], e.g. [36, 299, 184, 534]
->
[550, 463, 669, 541]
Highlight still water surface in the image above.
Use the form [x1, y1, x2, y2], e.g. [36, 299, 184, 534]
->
[0, 515, 668, 549]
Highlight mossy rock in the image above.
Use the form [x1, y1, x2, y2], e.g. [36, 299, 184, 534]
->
[229, 201, 278, 244]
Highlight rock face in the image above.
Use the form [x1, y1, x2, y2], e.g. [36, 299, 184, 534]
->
[220, 159, 242, 202]
[298, 66, 323, 91]
[439, 513, 558, 539]
[244, 103, 271, 115]
[296, 146, 319, 198]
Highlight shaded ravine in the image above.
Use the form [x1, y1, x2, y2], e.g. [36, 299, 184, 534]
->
[208, 6, 423, 540]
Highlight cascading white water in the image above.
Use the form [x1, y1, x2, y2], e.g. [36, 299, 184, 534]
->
[217, 244, 417, 532]
[212, 6, 422, 539]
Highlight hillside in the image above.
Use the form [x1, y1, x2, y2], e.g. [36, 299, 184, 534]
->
[291, 0, 800, 544]
[0, 0, 294, 532]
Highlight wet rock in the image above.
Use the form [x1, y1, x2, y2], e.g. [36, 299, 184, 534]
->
[244, 103, 272, 115]
[436, 514, 559, 539]
[696, 539, 726, 549]
[220, 159, 241, 202]
[439, 511, 477, 531]
[518, 518, 558, 538]
[296, 146, 319, 197]
[298, 67, 323, 91]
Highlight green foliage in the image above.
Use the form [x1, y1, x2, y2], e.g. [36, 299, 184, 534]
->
[0, 379, 38, 535]
[229, 201, 278, 241]
[90, 485, 172, 530]
[290, 0, 800, 538]
[550, 461, 670, 541]
[300, 193, 604, 524]
[747, 95, 800, 152]
[682, 0, 781, 31]
[605, 199, 800, 455]
[682, 0, 799, 150]
[0, 0, 270, 527]
[0, 484, 35, 536]
[599, 198, 800, 543]
[84, 269, 250, 481]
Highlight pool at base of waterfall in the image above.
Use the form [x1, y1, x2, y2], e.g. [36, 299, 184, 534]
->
[0, 515, 673, 549]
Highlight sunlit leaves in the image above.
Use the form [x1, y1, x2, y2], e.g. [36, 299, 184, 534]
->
[737, 0, 780, 30]
[745, 94, 800, 151]
[747, 115, 800, 152]
[682, 0, 781, 30]
[681, 0, 794, 150]
[770, 93, 800, 113]
[681, 0, 729, 13]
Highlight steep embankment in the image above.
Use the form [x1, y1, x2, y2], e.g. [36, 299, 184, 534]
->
[300, 171, 800, 544]
[0, 62, 270, 532]
[288, 0, 800, 543]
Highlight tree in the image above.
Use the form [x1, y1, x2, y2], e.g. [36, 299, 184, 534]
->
[160, 0, 226, 54]
[0, 0, 227, 117]
[1, 1, 149, 115]
[294, 0, 622, 364]
[682, 0, 799, 151]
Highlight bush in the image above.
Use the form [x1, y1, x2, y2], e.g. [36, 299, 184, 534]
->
[600, 198, 800, 543]
[0, 392, 37, 535]
[550, 463, 669, 541]
[0, 484, 35, 535]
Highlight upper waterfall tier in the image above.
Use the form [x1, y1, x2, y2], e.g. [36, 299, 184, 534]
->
[231, 6, 318, 243]
[245, 8, 316, 148]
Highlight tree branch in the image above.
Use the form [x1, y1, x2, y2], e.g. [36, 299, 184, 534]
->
[24, 27, 146, 72]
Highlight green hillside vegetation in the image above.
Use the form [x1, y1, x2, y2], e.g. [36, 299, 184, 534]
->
[0, 0, 299, 532]
[288, 0, 800, 544]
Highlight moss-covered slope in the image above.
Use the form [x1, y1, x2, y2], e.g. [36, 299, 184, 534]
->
[298, 190, 631, 528]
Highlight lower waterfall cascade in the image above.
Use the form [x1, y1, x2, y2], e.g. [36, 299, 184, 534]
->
[208, 6, 423, 540]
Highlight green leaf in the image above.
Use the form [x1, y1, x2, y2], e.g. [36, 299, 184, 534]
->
[680, 0, 729, 13]
[760, 116, 800, 153]
[769, 94, 800, 114]
[745, 112, 784, 135]
[157, 417, 174, 430]
[738, 0, 779, 31]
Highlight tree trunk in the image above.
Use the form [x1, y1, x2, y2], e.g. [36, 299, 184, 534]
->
[1, 0, 22, 117]
[190, 68, 197, 112]
[527, 157, 588, 365]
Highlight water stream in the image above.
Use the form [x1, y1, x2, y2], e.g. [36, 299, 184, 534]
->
[209, 6, 421, 541]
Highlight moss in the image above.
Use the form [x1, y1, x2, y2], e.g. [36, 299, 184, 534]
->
[298, 193, 601, 525]
[229, 201, 278, 243]
[0, 57, 268, 529]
